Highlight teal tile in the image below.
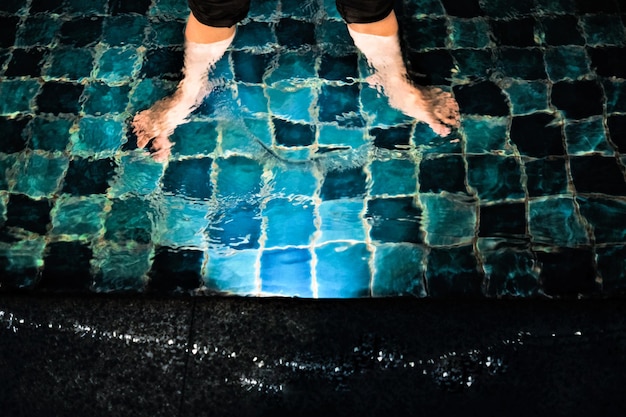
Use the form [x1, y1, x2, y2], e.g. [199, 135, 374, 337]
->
[318, 199, 365, 243]
[93, 242, 150, 292]
[50, 195, 107, 237]
[71, 117, 125, 156]
[103, 15, 147, 46]
[15, 16, 62, 47]
[370, 158, 417, 196]
[232, 21, 276, 49]
[265, 50, 317, 84]
[109, 154, 164, 197]
[534, 0, 576, 13]
[243, 118, 273, 149]
[158, 197, 210, 247]
[271, 165, 318, 197]
[467, 155, 524, 202]
[462, 117, 509, 154]
[448, 18, 491, 49]
[360, 86, 413, 127]
[451, 49, 495, 81]
[0, 154, 18, 190]
[315, 242, 371, 298]
[604, 80, 626, 114]
[497, 47, 546, 80]
[66, 0, 107, 14]
[582, 15, 625, 46]
[372, 243, 426, 297]
[528, 197, 589, 247]
[565, 117, 614, 155]
[318, 124, 367, 147]
[149, 0, 190, 19]
[266, 84, 315, 123]
[147, 19, 185, 46]
[28, 116, 72, 153]
[406, 0, 446, 16]
[214, 156, 264, 198]
[260, 247, 312, 297]
[426, 245, 483, 296]
[315, 19, 355, 54]
[597, 245, 626, 291]
[478, 238, 540, 297]
[544, 46, 591, 81]
[83, 82, 131, 115]
[105, 197, 155, 244]
[249, 0, 280, 19]
[0, 79, 40, 115]
[128, 78, 176, 112]
[0, 238, 45, 288]
[504, 80, 549, 115]
[577, 197, 626, 244]
[236, 84, 269, 116]
[170, 121, 218, 156]
[96, 47, 140, 83]
[264, 198, 316, 247]
[46, 47, 94, 80]
[204, 249, 258, 295]
[219, 119, 268, 155]
[12, 153, 69, 198]
[420, 193, 477, 246]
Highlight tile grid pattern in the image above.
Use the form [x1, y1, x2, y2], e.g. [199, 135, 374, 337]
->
[1, 0, 626, 297]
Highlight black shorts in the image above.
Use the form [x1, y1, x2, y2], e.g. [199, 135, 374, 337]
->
[188, 0, 394, 27]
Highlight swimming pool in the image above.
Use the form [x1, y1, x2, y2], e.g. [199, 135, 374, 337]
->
[1, 0, 626, 298]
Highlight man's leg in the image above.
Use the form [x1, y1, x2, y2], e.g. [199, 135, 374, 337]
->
[132, 1, 248, 160]
[339, 2, 460, 136]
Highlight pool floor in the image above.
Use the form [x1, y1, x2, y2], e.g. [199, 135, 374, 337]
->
[1, 0, 626, 297]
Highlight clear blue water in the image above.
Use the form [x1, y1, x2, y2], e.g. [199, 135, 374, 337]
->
[1, 0, 626, 297]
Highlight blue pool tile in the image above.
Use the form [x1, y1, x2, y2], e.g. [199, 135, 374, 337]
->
[103, 15, 147, 46]
[97, 47, 140, 83]
[149, 0, 189, 19]
[36, 81, 84, 115]
[320, 166, 366, 200]
[93, 243, 150, 292]
[5, 193, 51, 235]
[109, 154, 164, 197]
[240, 118, 273, 150]
[490, 17, 537, 47]
[148, 246, 204, 293]
[510, 113, 564, 157]
[319, 53, 359, 82]
[50, 195, 106, 237]
[535, 0, 576, 14]
[39, 241, 93, 291]
[46, 47, 95, 80]
[0, 238, 45, 289]
[478, 0, 534, 16]
[5, 48, 46, 77]
[266, 50, 317, 84]
[0, 16, 18, 48]
[318, 83, 363, 127]
[275, 18, 316, 48]
[236, 84, 269, 116]
[426, 245, 483, 297]
[589, 47, 626, 78]
[315, 242, 371, 298]
[83, 82, 131, 116]
[271, 165, 318, 197]
[28, 116, 72, 152]
[404, 0, 445, 17]
[479, 202, 526, 238]
[272, 117, 315, 146]
[577, 197, 626, 244]
[232, 50, 271, 84]
[267, 85, 316, 123]
[479, 240, 540, 297]
[582, 14, 625, 46]
[421, 193, 477, 246]
[260, 248, 312, 297]
[315, 19, 354, 54]
[0, 155, 17, 190]
[604, 80, 626, 114]
[505, 81, 549, 115]
[570, 156, 626, 196]
[535, 248, 597, 296]
[369, 158, 417, 196]
[529, 197, 589, 247]
[147, 19, 185, 46]
[551, 80, 604, 120]
[170, 121, 218, 156]
[405, 49, 455, 86]
[264, 198, 315, 247]
[72, 117, 125, 156]
[232, 21, 276, 49]
[360, 87, 413, 127]
[128, 78, 176, 113]
[370, 125, 412, 150]
[608, 115, 626, 153]
[1, 79, 40, 115]
[140, 47, 183, 80]
[419, 155, 467, 194]
[565, 117, 613, 155]
[597, 245, 626, 291]
[162, 157, 213, 200]
[453, 81, 509, 117]
[496, 48, 546, 80]
[318, 124, 367, 148]
[525, 158, 569, 197]
[109, 0, 152, 15]
[105, 197, 155, 244]
[160, 198, 210, 247]
[12, 153, 69, 199]
[281, 0, 319, 20]
[366, 197, 423, 244]
[215, 156, 263, 197]
[448, 18, 491, 49]
[467, 155, 524, 202]
[15, 16, 62, 47]
[372, 243, 426, 297]
[61, 157, 117, 196]
[59, 17, 103, 47]
[404, 17, 448, 50]
[205, 249, 258, 295]
[538, 15, 585, 46]
[66, 0, 107, 14]
[544, 46, 591, 82]
[0, 116, 29, 154]
[318, 199, 365, 243]
[451, 49, 494, 81]
[209, 202, 261, 250]
[462, 117, 508, 154]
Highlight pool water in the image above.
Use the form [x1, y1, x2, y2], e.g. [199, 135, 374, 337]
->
[1, 0, 626, 297]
